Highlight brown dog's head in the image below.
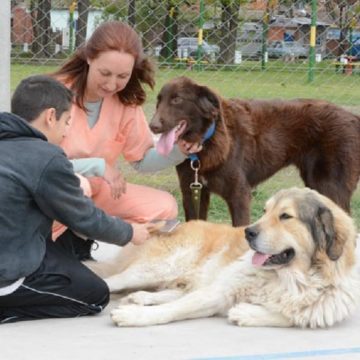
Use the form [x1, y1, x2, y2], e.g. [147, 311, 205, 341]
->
[244, 187, 356, 276]
[150, 77, 220, 156]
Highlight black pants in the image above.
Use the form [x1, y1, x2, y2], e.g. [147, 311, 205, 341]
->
[0, 235, 109, 324]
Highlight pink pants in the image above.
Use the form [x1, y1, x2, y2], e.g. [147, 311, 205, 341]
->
[52, 175, 178, 240]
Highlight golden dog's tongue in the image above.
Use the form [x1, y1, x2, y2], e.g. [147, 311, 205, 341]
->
[252, 252, 271, 266]
[156, 127, 177, 156]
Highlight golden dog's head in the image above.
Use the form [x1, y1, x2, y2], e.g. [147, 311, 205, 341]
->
[244, 187, 357, 274]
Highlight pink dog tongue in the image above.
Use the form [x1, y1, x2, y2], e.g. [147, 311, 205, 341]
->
[156, 127, 177, 156]
[252, 252, 271, 266]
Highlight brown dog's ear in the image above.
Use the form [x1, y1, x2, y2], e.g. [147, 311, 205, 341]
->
[311, 206, 343, 261]
[197, 85, 220, 115]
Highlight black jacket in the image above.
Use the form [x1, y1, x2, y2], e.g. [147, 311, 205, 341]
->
[0, 112, 133, 287]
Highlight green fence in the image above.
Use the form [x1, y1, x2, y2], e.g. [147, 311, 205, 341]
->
[9, 0, 360, 224]
[10, 0, 360, 107]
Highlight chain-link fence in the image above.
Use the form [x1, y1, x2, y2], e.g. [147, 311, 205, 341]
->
[6, 0, 360, 223]
[10, 0, 360, 108]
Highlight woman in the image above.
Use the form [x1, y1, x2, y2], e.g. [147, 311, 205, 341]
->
[52, 21, 198, 249]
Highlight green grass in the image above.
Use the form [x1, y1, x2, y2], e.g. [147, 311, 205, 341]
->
[10, 63, 360, 227]
[11, 61, 360, 106]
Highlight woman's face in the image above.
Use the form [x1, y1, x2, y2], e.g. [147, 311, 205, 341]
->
[86, 50, 135, 101]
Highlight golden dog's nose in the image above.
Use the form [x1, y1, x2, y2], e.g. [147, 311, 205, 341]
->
[245, 226, 258, 245]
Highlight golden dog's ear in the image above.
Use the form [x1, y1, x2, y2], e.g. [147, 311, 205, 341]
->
[312, 206, 343, 261]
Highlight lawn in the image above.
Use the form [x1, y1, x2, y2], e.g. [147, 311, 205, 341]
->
[10, 62, 360, 226]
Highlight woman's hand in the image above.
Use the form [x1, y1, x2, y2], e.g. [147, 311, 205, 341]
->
[103, 164, 126, 199]
[177, 139, 203, 155]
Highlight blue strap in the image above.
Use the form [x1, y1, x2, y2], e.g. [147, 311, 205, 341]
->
[203, 122, 216, 141]
[188, 153, 199, 162]
[188, 122, 215, 162]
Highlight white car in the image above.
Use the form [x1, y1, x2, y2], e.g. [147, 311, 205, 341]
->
[267, 41, 308, 59]
[177, 37, 220, 58]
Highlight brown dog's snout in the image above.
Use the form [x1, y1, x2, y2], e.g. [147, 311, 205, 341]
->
[245, 225, 259, 246]
[149, 116, 163, 134]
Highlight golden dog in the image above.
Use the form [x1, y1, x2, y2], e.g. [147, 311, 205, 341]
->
[88, 188, 360, 328]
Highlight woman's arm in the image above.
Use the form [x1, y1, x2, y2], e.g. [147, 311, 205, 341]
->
[70, 158, 106, 177]
[130, 145, 187, 173]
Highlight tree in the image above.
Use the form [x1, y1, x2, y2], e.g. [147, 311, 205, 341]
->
[76, 0, 90, 47]
[218, 0, 241, 64]
[331, 0, 359, 55]
[128, 0, 136, 27]
[160, 1, 179, 59]
[30, 0, 40, 55]
[30, 0, 52, 57]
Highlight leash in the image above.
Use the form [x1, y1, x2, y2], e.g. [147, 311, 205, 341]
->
[188, 122, 216, 219]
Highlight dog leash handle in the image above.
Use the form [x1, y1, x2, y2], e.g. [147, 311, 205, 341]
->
[190, 160, 202, 219]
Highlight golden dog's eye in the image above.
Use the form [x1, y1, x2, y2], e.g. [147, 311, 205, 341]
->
[280, 213, 292, 220]
[171, 96, 183, 105]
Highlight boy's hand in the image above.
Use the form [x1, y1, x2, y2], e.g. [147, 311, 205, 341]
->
[130, 223, 152, 246]
[104, 164, 126, 200]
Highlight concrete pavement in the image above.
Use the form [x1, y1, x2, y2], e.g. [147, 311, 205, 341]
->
[2, 243, 360, 360]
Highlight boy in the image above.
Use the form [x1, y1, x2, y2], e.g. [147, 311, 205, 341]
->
[0, 75, 152, 323]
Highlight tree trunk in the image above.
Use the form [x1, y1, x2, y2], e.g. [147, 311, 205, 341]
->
[76, 0, 90, 48]
[30, 0, 40, 55]
[160, 2, 178, 60]
[37, 0, 52, 57]
[338, 4, 348, 56]
[219, 1, 240, 64]
[128, 0, 136, 27]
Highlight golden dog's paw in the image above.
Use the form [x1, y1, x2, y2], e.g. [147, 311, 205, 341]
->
[228, 307, 244, 326]
[119, 291, 155, 306]
[110, 304, 161, 327]
[227, 304, 254, 327]
[111, 305, 146, 327]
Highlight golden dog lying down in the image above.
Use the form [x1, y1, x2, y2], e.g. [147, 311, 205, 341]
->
[88, 187, 360, 328]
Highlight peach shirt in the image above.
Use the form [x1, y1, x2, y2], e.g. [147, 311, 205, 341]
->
[61, 94, 154, 165]
[52, 95, 154, 240]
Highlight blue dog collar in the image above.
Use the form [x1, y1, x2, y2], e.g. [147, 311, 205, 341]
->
[188, 122, 216, 162]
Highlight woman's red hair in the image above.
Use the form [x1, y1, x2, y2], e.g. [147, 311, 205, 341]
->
[53, 21, 155, 109]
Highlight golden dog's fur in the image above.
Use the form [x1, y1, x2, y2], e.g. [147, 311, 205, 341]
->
[88, 188, 360, 328]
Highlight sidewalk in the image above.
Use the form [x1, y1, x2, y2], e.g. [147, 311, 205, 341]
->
[1, 243, 360, 360]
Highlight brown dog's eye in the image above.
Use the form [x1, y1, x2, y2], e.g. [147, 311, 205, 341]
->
[171, 97, 183, 105]
[280, 213, 292, 220]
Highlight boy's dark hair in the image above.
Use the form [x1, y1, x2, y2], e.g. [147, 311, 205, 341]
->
[11, 75, 73, 123]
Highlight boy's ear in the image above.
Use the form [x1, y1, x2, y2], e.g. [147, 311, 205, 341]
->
[44, 108, 57, 127]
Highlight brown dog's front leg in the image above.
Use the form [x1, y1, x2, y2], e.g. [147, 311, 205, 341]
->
[226, 184, 252, 226]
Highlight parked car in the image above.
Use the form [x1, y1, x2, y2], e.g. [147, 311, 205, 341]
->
[267, 41, 308, 59]
[239, 42, 262, 59]
[177, 37, 220, 58]
[349, 37, 360, 60]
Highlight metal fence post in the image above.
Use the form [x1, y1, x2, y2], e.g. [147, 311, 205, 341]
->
[196, 0, 204, 68]
[0, 0, 11, 111]
[69, 1, 77, 53]
[308, 0, 317, 83]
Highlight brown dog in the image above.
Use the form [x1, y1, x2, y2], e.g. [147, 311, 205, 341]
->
[150, 76, 360, 226]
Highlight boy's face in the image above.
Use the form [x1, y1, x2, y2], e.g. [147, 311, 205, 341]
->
[47, 109, 71, 145]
